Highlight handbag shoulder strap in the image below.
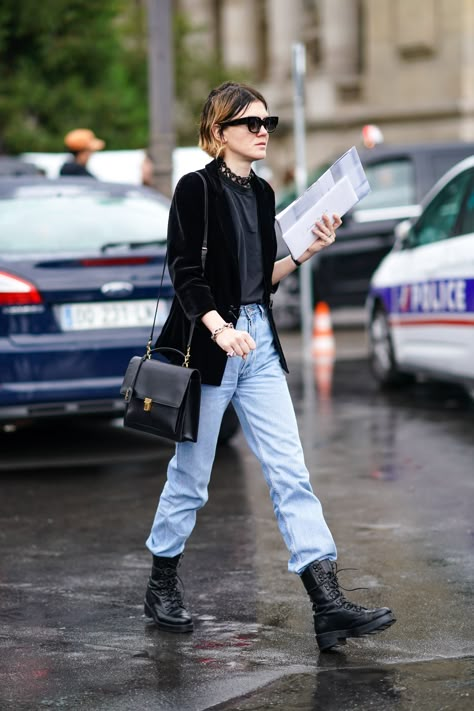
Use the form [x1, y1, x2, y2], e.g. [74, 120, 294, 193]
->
[146, 171, 209, 364]
[195, 171, 208, 270]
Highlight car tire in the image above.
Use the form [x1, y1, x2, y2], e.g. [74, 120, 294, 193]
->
[369, 305, 413, 387]
[218, 404, 240, 444]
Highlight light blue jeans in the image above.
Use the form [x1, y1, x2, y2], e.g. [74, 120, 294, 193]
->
[146, 304, 337, 574]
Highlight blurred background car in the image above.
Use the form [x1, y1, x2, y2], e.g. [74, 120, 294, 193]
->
[21, 147, 211, 189]
[0, 156, 45, 177]
[0, 177, 238, 442]
[366, 155, 474, 396]
[272, 141, 474, 329]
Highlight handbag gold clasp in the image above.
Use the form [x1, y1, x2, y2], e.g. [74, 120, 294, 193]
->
[144, 397, 152, 412]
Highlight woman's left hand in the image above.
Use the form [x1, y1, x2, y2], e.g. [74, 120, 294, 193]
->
[297, 213, 342, 263]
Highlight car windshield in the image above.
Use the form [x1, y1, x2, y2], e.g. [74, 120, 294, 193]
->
[353, 159, 416, 211]
[0, 193, 169, 254]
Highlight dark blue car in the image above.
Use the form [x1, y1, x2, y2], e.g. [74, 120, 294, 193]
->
[0, 177, 238, 441]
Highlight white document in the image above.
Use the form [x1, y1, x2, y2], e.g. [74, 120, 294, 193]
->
[276, 146, 370, 260]
[278, 176, 357, 259]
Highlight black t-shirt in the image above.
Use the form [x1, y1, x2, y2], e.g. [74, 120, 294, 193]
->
[59, 160, 95, 178]
[220, 175, 265, 305]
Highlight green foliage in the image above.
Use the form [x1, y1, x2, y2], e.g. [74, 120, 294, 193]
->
[0, 1, 248, 154]
[0, 0, 148, 152]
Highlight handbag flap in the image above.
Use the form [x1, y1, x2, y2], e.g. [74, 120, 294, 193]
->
[130, 358, 200, 408]
[120, 356, 142, 396]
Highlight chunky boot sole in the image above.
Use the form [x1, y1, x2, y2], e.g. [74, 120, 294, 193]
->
[316, 611, 396, 652]
[144, 600, 194, 633]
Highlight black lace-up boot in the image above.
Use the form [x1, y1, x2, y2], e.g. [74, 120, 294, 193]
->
[301, 559, 396, 651]
[144, 554, 193, 633]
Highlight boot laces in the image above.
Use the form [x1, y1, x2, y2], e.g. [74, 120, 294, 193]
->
[153, 567, 186, 608]
[328, 564, 367, 612]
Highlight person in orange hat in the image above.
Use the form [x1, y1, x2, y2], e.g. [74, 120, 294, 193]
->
[60, 129, 105, 178]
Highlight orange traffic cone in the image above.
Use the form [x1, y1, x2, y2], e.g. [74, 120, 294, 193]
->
[311, 302, 335, 360]
[311, 302, 335, 401]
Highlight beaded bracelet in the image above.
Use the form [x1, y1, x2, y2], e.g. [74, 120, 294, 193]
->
[211, 322, 234, 341]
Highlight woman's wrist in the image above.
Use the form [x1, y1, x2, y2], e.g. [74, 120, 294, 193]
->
[291, 255, 302, 268]
[211, 322, 234, 341]
[201, 310, 231, 336]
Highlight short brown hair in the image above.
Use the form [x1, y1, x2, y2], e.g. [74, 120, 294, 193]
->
[199, 82, 268, 158]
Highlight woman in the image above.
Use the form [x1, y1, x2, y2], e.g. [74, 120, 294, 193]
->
[144, 82, 396, 652]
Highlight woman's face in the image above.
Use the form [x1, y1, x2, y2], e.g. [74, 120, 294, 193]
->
[219, 100, 270, 165]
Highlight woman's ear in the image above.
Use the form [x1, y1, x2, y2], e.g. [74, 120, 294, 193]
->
[212, 123, 225, 143]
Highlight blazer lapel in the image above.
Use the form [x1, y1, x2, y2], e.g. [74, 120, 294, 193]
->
[204, 161, 239, 271]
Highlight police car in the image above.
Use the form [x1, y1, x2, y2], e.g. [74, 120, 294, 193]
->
[367, 155, 474, 395]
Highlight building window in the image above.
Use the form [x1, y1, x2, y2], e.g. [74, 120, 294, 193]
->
[301, 0, 323, 71]
[396, 0, 437, 59]
[255, 0, 269, 81]
[212, 0, 223, 61]
[356, 0, 365, 74]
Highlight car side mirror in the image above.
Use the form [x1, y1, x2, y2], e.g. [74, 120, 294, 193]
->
[394, 219, 413, 249]
[342, 208, 353, 225]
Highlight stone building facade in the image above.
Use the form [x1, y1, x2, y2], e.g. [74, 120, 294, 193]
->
[177, 0, 474, 189]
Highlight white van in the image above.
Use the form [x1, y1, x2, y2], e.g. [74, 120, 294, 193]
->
[21, 147, 210, 189]
[367, 156, 474, 395]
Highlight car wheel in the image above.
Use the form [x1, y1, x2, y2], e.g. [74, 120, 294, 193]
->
[369, 305, 412, 387]
[218, 404, 240, 444]
[271, 271, 301, 330]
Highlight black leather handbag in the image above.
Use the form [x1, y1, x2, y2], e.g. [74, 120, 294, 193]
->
[120, 172, 208, 442]
[120, 346, 201, 441]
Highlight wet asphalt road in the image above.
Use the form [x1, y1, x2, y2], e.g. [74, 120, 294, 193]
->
[0, 329, 473, 711]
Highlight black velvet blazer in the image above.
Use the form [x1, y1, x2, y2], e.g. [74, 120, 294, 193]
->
[155, 159, 289, 386]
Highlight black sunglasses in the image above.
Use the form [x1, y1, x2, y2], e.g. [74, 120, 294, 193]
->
[220, 116, 279, 134]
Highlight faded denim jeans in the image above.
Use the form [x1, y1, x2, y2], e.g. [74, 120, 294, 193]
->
[146, 304, 337, 574]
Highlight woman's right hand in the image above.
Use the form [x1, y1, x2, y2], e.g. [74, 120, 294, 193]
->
[215, 328, 256, 359]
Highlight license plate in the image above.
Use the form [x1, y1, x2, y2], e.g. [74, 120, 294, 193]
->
[57, 299, 169, 331]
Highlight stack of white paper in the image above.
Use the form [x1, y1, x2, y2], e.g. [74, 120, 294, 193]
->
[276, 146, 370, 260]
